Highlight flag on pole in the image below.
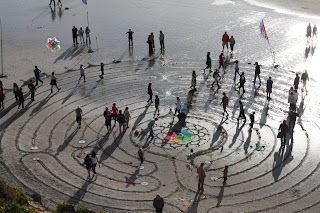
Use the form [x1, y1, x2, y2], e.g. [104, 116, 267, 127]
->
[260, 19, 269, 41]
[82, 0, 87, 4]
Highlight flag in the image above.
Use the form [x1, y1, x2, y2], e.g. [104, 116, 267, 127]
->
[260, 20, 268, 40]
[82, 0, 87, 4]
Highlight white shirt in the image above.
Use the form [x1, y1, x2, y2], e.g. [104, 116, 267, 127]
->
[90, 155, 98, 164]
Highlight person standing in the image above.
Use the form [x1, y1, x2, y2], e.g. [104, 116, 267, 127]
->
[126, 29, 134, 47]
[229, 35, 235, 53]
[0, 81, 3, 91]
[222, 32, 230, 50]
[100, 62, 104, 79]
[190, 70, 197, 90]
[84, 154, 92, 180]
[124, 107, 131, 128]
[197, 162, 206, 191]
[301, 70, 309, 88]
[13, 83, 19, 101]
[111, 103, 118, 125]
[294, 73, 300, 90]
[239, 72, 246, 93]
[137, 147, 145, 164]
[90, 151, 99, 177]
[234, 60, 240, 81]
[288, 92, 296, 111]
[221, 92, 229, 117]
[307, 23, 312, 42]
[313, 24, 317, 39]
[237, 100, 246, 121]
[34, 66, 43, 86]
[75, 106, 82, 128]
[204, 52, 212, 73]
[278, 120, 288, 147]
[249, 112, 255, 129]
[211, 69, 220, 89]
[17, 88, 24, 109]
[253, 62, 261, 85]
[218, 53, 224, 71]
[174, 97, 181, 116]
[72, 26, 78, 45]
[148, 118, 158, 138]
[153, 194, 164, 213]
[151, 32, 155, 50]
[0, 90, 5, 109]
[147, 34, 153, 55]
[222, 166, 229, 184]
[50, 72, 61, 93]
[266, 76, 273, 99]
[78, 27, 84, 44]
[85, 26, 91, 45]
[159, 31, 165, 50]
[147, 83, 153, 104]
[78, 64, 86, 83]
[28, 80, 36, 101]
[154, 95, 160, 117]
[104, 107, 111, 132]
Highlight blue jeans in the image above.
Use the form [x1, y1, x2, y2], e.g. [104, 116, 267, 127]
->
[254, 74, 261, 84]
[30, 90, 35, 101]
[149, 127, 154, 137]
[281, 133, 287, 146]
[91, 163, 97, 174]
[86, 35, 91, 44]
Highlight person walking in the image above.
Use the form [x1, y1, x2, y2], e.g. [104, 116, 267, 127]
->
[153, 194, 164, 213]
[137, 147, 146, 164]
[249, 112, 255, 129]
[253, 62, 261, 85]
[72, 26, 78, 46]
[75, 106, 83, 128]
[126, 29, 134, 47]
[222, 165, 229, 184]
[301, 70, 309, 89]
[190, 70, 197, 90]
[174, 97, 181, 116]
[0, 90, 5, 109]
[111, 103, 118, 125]
[50, 72, 61, 93]
[104, 107, 112, 132]
[34, 66, 43, 86]
[147, 83, 153, 104]
[148, 118, 158, 138]
[222, 32, 230, 50]
[147, 34, 153, 54]
[313, 24, 317, 39]
[84, 154, 92, 180]
[49, 0, 55, 6]
[218, 53, 224, 71]
[204, 52, 212, 73]
[0, 81, 3, 91]
[100, 62, 104, 79]
[278, 120, 288, 147]
[237, 100, 246, 121]
[90, 151, 99, 177]
[288, 92, 295, 111]
[154, 95, 160, 117]
[266, 76, 273, 99]
[85, 26, 91, 45]
[239, 72, 246, 93]
[78, 64, 86, 83]
[307, 23, 312, 42]
[294, 73, 300, 90]
[221, 92, 229, 117]
[197, 162, 206, 191]
[289, 110, 298, 131]
[229, 35, 235, 53]
[78, 27, 84, 44]
[211, 69, 220, 89]
[124, 107, 131, 128]
[13, 83, 19, 101]
[28, 80, 36, 101]
[17, 88, 24, 109]
[294, 89, 299, 104]
[151, 32, 155, 50]
[234, 60, 240, 81]
[159, 31, 165, 50]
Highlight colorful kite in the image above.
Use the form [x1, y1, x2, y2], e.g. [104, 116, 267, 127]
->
[165, 129, 194, 142]
[82, 0, 87, 4]
[46, 38, 60, 51]
[260, 19, 268, 41]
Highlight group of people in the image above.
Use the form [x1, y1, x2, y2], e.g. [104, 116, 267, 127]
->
[306, 23, 317, 42]
[72, 25, 91, 46]
[146, 31, 165, 54]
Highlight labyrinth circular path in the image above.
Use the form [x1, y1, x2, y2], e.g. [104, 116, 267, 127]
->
[0, 52, 320, 213]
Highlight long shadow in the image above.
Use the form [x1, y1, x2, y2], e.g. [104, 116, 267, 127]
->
[114, 48, 128, 63]
[70, 45, 86, 60]
[54, 46, 76, 63]
[229, 121, 245, 148]
[216, 184, 225, 207]
[134, 54, 150, 72]
[132, 105, 149, 130]
[243, 130, 252, 155]
[259, 99, 269, 129]
[209, 116, 225, 147]
[147, 51, 161, 69]
[311, 41, 317, 57]
[66, 180, 91, 205]
[98, 133, 124, 164]
[125, 168, 140, 188]
[30, 93, 55, 116]
[297, 99, 305, 123]
[305, 44, 311, 59]
[85, 81, 101, 97]
[0, 100, 19, 119]
[54, 128, 78, 157]
[186, 190, 203, 213]
[62, 86, 80, 104]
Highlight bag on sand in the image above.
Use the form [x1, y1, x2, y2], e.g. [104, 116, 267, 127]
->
[277, 132, 282, 138]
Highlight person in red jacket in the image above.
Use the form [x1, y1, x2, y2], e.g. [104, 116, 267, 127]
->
[0, 90, 5, 109]
[222, 32, 230, 51]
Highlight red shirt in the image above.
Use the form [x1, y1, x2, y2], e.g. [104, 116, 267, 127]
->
[222, 34, 229, 42]
[219, 55, 224, 63]
[112, 106, 118, 114]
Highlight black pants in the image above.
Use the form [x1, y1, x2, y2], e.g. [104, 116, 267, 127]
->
[205, 62, 212, 71]
[234, 69, 240, 80]
[160, 40, 164, 50]
[73, 36, 78, 44]
[230, 44, 234, 51]
[18, 101, 24, 109]
[156, 208, 163, 213]
[14, 92, 18, 100]
[250, 121, 254, 128]
[223, 176, 227, 183]
[219, 62, 224, 70]
[239, 110, 246, 120]
[239, 85, 245, 93]
[128, 38, 133, 47]
[51, 84, 60, 92]
[175, 108, 180, 115]
[35, 76, 43, 86]
[79, 74, 85, 81]
[147, 94, 153, 103]
[49, 0, 55, 5]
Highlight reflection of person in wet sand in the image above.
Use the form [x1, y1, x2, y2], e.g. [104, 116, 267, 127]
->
[307, 23, 312, 42]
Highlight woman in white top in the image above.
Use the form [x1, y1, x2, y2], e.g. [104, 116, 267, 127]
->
[90, 151, 99, 176]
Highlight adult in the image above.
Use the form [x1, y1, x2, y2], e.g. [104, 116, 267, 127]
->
[75, 106, 82, 128]
[159, 31, 165, 50]
[150, 32, 155, 50]
[234, 60, 240, 81]
[191, 70, 197, 90]
[288, 92, 295, 111]
[174, 97, 181, 116]
[28, 80, 36, 101]
[197, 163, 206, 191]
[266, 76, 273, 99]
[50, 72, 61, 93]
[307, 23, 312, 42]
[104, 107, 112, 131]
[78, 27, 84, 44]
[148, 118, 158, 138]
[278, 120, 288, 147]
[253, 62, 261, 85]
[154, 95, 160, 117]
[0, 81, 3, 91]
[111, 103, 118, 125]
[222, 32, 230, 50]
[229, 35, 235, 52]
[289, 110, 299, 131]
[17, 88, 24, 109]
[153, 194, 165, 213]
[301, 70, 309, 88]
[100, 62, 104, 79]
[138, 147, 145, 164]
[211, 69, 220, 89]
[0, 90, 5, 109]
[124, 107, 131, 128]
[126, 29, 134, 47]
[237, 100, 246, 121]
[249, 112, 255, 129]
[313, 24, 317, 39]
[34, 66, 43, 86]
[218, 53, 224, 71]
[239, 72, 246, 93]
[84, 154, 92, 180]
[294, 73, 300, 90]
[90, 151, 99, 177]
[294, 89, 299, 104]
[72, 26, 78, 45]
[147, 34, 153, 54]
[78, 64, 86, 83]
[147, 83, 153, 104]
[223, 166, 229, 184]
[85, 26, 91, 44]
[221, 92, 229, 117]
[13, 83, 19, 101]
[204, 52, 212, 73]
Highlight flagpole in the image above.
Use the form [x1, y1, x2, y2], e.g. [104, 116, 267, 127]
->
[0, 17, 6, 78]
[85, 0, 93, 53]
[267, 40, 275, 67]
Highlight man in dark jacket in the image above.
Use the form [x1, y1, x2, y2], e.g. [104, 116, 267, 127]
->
[17, 88, 24, 109]
[72, 26, 78, 45]
[147, 83, 153, 104]
[253, 62, 261, 85]
[34, 66, 43, 86]
[153, 194, 164, 213]
[28, 80, 36, 101]
[294, 73, 300, 90]
[239, 72, 246, 93]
